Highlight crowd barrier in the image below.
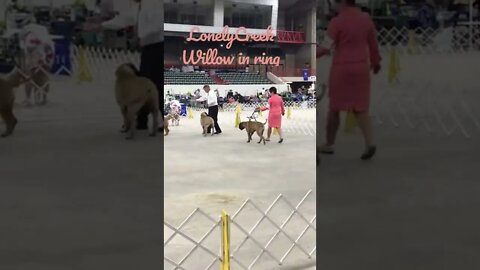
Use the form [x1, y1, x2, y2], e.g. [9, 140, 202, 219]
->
[164, 190, 316, 270]
[317, 26, 480, 138]
[184, 101, 316, 137]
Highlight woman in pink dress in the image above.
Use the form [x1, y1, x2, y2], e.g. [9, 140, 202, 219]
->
[318, 0, 381, 160]
[256, 87, 285, 143]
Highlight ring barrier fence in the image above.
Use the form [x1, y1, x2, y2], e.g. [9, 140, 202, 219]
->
[164, 190, 316, 270]
[317, 26, 480, 138]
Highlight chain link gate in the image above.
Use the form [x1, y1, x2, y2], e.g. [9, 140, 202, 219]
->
[164, 190, 316, 270]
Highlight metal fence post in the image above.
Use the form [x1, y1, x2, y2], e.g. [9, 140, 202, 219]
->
[220, 210, 231, 270]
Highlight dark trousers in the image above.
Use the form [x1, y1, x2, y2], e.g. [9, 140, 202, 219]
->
[137, 42, 164, 128]
[208, 105, 222, 133]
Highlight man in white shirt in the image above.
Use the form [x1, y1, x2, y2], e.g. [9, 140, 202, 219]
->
[102, 0, 163, 130]
[197, 85, 222, 134]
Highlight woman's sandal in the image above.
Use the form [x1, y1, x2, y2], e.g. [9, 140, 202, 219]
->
[361, 145, 377, 160]
[278, 138, 284, 143]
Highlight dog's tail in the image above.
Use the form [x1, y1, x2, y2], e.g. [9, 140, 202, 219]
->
[126, 63, 141, 76]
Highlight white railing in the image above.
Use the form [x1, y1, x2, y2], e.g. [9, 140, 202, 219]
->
[182, 103, 316, 137]
[164, 190, 316, 270]
[376, 26, 480, 53]
[316, 36, 480, 138]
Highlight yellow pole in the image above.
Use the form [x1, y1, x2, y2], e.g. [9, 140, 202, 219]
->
[388, 47, 399, 84]
[344, 111, 358, 133]
[220, 210, 230, 270]
[235, 105, 241, 128]
[187, 108, 194, 119]
[77, 47, 92, 82]
[407, 30, 416, 54]
[287, 107, 292, 119]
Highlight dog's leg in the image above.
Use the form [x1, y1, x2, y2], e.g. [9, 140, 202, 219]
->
[120, 106, 129, 133]
[0, 106, 17, 137]
[125, 103, 143, 140]
[203, 126, 207, 137]
[258, 129, 266, 145]
[257, 129, 264, 144]
[247, 132, 252, 143]
[164, 125, 169, 136]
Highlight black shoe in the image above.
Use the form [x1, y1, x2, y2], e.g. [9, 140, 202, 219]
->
[361, 146, 377, 160]
[278, 138, 284, 143]
[214, 131, 222, 135]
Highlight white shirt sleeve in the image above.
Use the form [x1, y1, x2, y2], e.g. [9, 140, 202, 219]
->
[102, 14, 135, 30]
[137, 0, 163, 40]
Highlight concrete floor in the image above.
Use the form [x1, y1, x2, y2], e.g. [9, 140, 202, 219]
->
[0, 79, 316, 269]
[0, 80, 163, 270]
[317, 126, 480, 269]
[164, 110, 316, 269]
[316, 51, 480, 269]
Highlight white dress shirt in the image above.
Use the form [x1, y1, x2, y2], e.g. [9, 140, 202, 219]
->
[197, 92, 218, 107]
[101, 0, 163, 46]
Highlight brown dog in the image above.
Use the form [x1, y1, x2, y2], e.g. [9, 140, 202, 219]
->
[239, 120, 268, 144]
[115, 63, 159, 139]
[200, 112, 214, 137]
[164, 115, 172, 136]
[0, 70, 30, 137]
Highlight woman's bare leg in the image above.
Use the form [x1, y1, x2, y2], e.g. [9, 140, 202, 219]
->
[354, 111, 374, 147]
[354, 111, 376, 159]
[266, 127, 272, 140]
[326, 111, 340, 146]
[278, 128, 283, 143]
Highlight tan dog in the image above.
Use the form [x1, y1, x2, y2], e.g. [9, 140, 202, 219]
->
[115, 63, 159, 139]
[169, 112, 180, 126]
[164, 115, 172, 136]
[0, 70, 30, 137]
[239, 120, 268, 145]
[200, 112, 214, 137]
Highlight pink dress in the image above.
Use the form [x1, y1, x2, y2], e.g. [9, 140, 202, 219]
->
[261, 94, 285, 129]
[320, 7, 381, 112]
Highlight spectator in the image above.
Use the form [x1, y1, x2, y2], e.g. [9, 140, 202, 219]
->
[418, 0, 439, 29]
[17, 15, 55, 106]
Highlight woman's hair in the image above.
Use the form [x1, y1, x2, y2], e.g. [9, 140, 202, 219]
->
[269, 87, 277, 94]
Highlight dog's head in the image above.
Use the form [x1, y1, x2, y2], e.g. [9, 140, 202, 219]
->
[238, 122, 246, 130]
[200, 112, 208, 118]
[116, 63, 140, 78]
